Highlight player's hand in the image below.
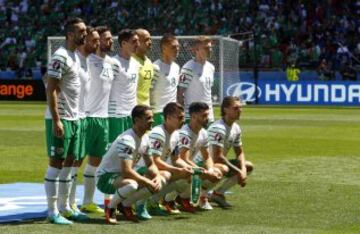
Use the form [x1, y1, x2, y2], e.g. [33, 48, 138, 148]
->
[150, 176, 162, 192]
[204, 168, 221, 181]
[178, 167, 193, 177]
[237, 171, 247, 187]
[53, 120, 64, 138]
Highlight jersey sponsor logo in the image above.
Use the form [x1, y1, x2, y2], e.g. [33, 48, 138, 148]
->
[153, 140, 161, 149]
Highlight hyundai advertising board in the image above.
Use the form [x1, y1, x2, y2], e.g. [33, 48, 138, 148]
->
[224, 76, 360, 106]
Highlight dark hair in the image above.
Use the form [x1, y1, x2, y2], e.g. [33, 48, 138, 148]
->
[221, 96, 241, 117]
[163, 102, 184, 120]
[86, 26, 96, 35]
[131, 105, 152, 124]
[189, 102, 209, 116]
[95, 26, 110, 35]
[118, 29, 136, 47]
[64, 17, 84, 36]
[160, 33, 177, 51]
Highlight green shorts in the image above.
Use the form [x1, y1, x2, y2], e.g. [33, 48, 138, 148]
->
[96, 172, 121, 194]
[86, 117, 109, 157]
[225, 159, 240, 177]
[108, 116, 132, 143]
[136, 166, 148, 176]
[45, 119, 80, 160]
[77, 118, 88, 160]
[153, 112, 164, 127]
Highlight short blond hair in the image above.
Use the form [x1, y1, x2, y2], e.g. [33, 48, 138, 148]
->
[194, 36, 211, 47]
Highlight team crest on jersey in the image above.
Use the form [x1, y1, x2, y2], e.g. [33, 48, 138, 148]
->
[52, 60, 61, 70]
[181, 136, 189, 145]
[153, 140, 161, 149]
[215, 133, 222, 142]
[55, 147, 64, 155]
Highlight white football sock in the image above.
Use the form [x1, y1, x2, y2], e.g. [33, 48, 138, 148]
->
[109, 183, 138, 209]
[216, 175, 237, 194]
[83, 164, 97, 205]
[58, 167, 72, 212]
[122, 187, 152, 207]
[69, 167, 78, 207]
[44, 166, 61, 216]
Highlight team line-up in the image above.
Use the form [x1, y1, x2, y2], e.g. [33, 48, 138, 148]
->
[44, 17, 253, 225]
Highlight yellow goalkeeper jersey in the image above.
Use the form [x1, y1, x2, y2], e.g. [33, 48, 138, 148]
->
[133, 54, 154, 106]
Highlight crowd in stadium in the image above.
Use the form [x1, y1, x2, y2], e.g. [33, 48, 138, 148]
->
[0, 0, 359, 79]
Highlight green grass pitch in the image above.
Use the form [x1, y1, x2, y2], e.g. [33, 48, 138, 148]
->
[0, 102, 359, 233]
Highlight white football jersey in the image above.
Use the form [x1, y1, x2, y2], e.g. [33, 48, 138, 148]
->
[150, 59, 180, 113]
[148, 124, 179, 162]
[177, 124, 208, 162]
[108, 55, 139, 117]
[178, 59, 215, 121]
[76, 51, 90, 119]
[85, 54, 118, 118]
[96, 128, 149, 176]
[208, 119, 242, 157]
[46, 47, 81, 120]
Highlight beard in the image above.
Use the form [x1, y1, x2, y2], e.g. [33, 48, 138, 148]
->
[101, 44, 113, 53]
[74, 36, 86, 46]
[201, 119, 209, 128]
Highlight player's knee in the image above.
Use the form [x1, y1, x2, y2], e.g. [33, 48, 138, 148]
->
[122, 180, 139, 191]
[88, 156, 101, 166]
[246, 161, 254, 174]
[218, 164, 229, 175]
[49, 158, 64, 169]
[160, 170, 171, 181]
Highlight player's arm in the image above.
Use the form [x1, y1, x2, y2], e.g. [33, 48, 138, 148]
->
[179, 147, 197, 168]
[200, 146, 221, 180]
[47, 77, 63, 138]
[177, 67, 192, 105]
[233, 145, 247, 186]
[212, 145, 242, 174]
[143, 151, 163, 191]
[234, 145, 247, 175]
[177, 87, 186, 106]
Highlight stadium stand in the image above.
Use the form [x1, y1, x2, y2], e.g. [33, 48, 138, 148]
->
[0, 0, 359, 79]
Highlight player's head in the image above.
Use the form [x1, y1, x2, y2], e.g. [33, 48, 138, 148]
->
[163, 102, 185, 130]
[194, 36, 212, 61]
[160, 34, 179, 61]
[189, 102, 209, 128]
[221, 96, 242, 122]
[96, 26, 113, 53]
[118, 29, 140, 54]
[135, 28, 152, 55]
[65, 17, 87, 46]
[84, 26, 100, 54]
[132, 105, 154, 131]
